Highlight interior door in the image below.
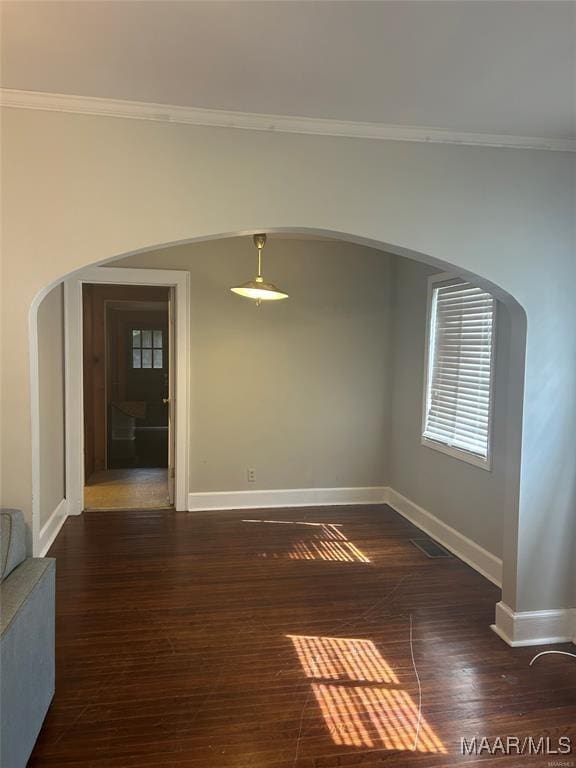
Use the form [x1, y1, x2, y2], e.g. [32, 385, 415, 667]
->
[83, 284, 169, 479]
[167, 287, 176, 505]
[109, 309, 168, 470]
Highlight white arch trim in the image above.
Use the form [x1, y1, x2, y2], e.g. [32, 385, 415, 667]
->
[30, 228, 534, 643]
[30, 227, 525, 529]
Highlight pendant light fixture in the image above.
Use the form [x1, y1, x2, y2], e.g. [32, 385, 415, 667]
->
[230, 234, 289, 305]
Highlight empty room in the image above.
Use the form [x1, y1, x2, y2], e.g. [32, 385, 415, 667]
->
[1, 2, 575, 767]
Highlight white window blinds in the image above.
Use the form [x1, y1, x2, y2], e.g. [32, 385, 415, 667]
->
[423, 278, 495, 462]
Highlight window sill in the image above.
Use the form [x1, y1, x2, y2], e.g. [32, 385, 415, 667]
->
[420, 436, 491, 471]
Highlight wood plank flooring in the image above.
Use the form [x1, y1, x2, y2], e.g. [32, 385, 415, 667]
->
[29, 505, 576, 767]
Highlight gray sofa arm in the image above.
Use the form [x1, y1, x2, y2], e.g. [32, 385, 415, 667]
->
[0, 509, 27, 581]
[1, 557, 56, 768]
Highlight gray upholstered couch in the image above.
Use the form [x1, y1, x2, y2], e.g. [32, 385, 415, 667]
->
[1, 509, 55, 768]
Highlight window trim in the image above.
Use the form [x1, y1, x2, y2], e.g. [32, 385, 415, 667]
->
[420, 272, 497, 471]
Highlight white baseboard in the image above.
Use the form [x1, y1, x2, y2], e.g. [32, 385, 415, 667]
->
[492, 601, 576, 647]
[385, 488, 503, 587]
[38, 498, 68, 556]
[187, 485, 502, 586]
[188, 486, 388, 512]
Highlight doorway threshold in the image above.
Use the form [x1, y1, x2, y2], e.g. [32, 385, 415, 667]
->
[84, 468, 171, 510]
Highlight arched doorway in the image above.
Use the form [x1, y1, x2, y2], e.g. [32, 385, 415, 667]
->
[30, 228, 527, 636]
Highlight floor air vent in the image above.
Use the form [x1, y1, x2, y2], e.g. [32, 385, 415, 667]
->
[410, 538, 453, 559]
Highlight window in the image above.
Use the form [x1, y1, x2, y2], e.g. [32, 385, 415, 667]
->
[422, 276, 496, 468]
[132, 329, 163, 369]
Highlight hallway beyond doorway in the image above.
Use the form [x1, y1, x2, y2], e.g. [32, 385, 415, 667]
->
[84, 468, 171, 510]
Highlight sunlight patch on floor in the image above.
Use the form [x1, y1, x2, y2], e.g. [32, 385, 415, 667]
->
[288, 634, 447, 754]
[288, 635, 398, 683]
[243, 520, 370, 563]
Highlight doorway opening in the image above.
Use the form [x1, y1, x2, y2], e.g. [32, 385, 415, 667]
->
[82, 283, 174, 510]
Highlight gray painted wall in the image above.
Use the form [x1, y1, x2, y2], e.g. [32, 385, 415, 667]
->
[118, 239, 516, 560]
[388, 257, 513, 558]
[117, 238, 393, 492]
[37, 283, 65, 527]
[31, 240, 517, 562]
[4, 108, 572, 612]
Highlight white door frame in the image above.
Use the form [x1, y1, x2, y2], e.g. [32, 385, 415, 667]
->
[64, 267, 191, 515]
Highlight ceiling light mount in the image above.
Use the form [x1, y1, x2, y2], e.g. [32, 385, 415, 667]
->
[231, 233, 289, 305]
[253, 233, 267, 252]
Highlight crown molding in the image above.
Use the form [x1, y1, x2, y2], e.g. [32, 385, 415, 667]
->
[1, 89, 574, 152]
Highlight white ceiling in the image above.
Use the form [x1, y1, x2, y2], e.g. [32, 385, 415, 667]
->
[1, 1, 574, 140]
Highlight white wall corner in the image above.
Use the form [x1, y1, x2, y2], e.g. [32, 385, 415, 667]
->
[492, 601, 576, 647]
[38, 497, 68, 556]
[188, 486, 388, 511]
[385, 487, 503, 587]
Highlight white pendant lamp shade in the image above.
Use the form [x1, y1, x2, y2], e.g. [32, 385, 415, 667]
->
[231, 234, 289, 303]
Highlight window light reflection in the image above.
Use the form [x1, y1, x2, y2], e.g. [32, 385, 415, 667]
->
[288, 634, 446, 754]
[288, 635, 398, 684]
[242, 520, 370, 563]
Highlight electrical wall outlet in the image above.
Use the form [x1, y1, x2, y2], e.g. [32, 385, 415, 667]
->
[247, 468, 256, 483]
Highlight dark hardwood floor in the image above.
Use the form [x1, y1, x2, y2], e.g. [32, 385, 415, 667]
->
[30, 505, 575, 767]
